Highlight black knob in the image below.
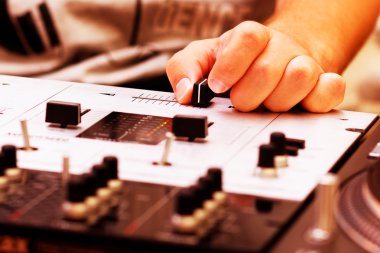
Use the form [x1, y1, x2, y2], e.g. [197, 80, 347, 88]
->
[285, 146, 298, 156]
[285, 137, 305, 149]
[1, 145, 17, 168]
[189, 185, 203, 209]
[270, 132, 286, 155]
[198, 177, 213, 200]
[0, 154, 5, 176]
[103, 156, 118, 179]
[82, 173, 97, 196]
[207, 167, 223, 192]
[255, 198, 274, 213]
[66, 176, 87, 202]
[258, 144, 275, 168]
[175, 189, 195, 215]
[92, 164, 109, 188]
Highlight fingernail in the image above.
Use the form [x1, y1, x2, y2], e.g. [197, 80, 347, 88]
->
[176, 78, 192, 102]
[209, 78, 228, 93]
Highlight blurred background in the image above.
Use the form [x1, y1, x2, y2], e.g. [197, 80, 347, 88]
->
[0, 1, 378, 115]
[339, 17, 380, 114]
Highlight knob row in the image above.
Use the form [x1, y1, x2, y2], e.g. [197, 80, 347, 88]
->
[172, 168, 227, 236]
[63, 156, 123, 225]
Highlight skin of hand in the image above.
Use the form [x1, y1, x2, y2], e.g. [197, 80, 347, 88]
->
[166, 0, 380, 113]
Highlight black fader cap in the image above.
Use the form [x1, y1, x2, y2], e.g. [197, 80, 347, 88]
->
[191, 78, 215, 108]
[45, 100, 81, 128]
[172, 114, 208, 141]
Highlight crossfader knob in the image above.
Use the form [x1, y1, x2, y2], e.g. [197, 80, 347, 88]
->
[191, 78, 215, 108]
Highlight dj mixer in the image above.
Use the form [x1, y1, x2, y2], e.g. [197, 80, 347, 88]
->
[0, 75, 379, 253]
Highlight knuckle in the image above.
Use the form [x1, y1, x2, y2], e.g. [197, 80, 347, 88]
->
[235, 21, 267, 46]
[253, 60, 273, 83]
[289, 60, 314, 81]
[287, 57, 318, 89]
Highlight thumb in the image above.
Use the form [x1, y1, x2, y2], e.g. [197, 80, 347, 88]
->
[166, 38, 218, 104]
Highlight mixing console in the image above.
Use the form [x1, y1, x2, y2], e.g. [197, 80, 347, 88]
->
[0, 75, 378, 253]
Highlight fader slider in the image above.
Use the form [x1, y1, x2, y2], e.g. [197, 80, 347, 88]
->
[191, 78, 215, 108]
[172, 115, 208, 141]
[45, 100, 82, 128]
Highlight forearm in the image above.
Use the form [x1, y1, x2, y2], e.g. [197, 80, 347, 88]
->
[266, 0, 380, 73]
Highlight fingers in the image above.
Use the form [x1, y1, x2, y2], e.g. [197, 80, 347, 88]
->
[230, 32, 304, 112]
[166, 38, 218, 104]
[167, 21, 270, 103]
[263, 55, 323, 112]
[231, 54, 342, 113]
[301, 73, 346, 112]
[208, 21, 270, 93]
[166, 20, 345, 112]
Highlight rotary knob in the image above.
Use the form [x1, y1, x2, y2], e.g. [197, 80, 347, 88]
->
[270, 132, 288, 167]
[257, 144, 277, 177]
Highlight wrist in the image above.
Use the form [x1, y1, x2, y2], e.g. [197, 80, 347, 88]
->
[265, 17, 338, 73]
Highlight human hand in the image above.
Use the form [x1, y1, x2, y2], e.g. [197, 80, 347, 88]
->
[166, 21, 345, 112]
